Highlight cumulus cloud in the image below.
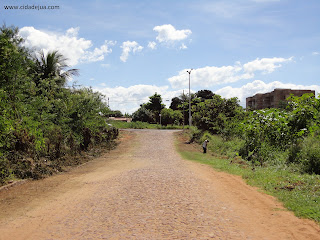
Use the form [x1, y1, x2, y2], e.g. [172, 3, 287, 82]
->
[93, 84, 175, 114]
[168, 65, 252, 89]
[215, 80, 320, 107]
[153, 24, 192, 44]
[243, 57, 293, 74]
[168, 57, 293, 88]
[82, 40, 116, 63]
[120, 41, 143, 62]
[312, 51, 319, 56]
[148, 41, 157, 50]
[19, 26, 115, 66]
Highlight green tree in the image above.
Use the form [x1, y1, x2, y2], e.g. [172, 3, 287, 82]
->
[170, 97, 182, 110]
[170, 92, 194, 125]
[192, 95, 243, 133]
[0, 24, 119, 183]
[132, 105, 154, 123]
[144, 93, 165, 123]
[105, 110, 123, 117]
[195, 89, 214, 101]
[32, 50, 79, 87]
[160, 108, 182, 125]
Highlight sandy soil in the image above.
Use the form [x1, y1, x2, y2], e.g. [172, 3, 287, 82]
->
[0, 129, 319, 239]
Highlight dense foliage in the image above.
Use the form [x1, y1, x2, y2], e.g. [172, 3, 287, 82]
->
[188, 92, 320, 175]
[132, 93, 165, 123]
[192, 94, 243, 134]
[0, 25, 118, 183]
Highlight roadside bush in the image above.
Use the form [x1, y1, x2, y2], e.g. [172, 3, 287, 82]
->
[0, 25, 120, 184]
[0, 156, 11, 183]
[132, 107, 154, 123]
[299, 137, 320, 174]
[288, 141, 303, 164]
[192, 95, 243, 134]
[188, 126, 202, 143]
[201, 133, 244, 158]
[160, 108, 183, 126]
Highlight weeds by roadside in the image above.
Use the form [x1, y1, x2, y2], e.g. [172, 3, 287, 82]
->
[175, 130, 320, 223]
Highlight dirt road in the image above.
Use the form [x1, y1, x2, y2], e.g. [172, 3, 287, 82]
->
[0, 129, 319, 239]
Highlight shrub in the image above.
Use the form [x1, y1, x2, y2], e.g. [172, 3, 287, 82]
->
[188, 126, 202, 143]
[300, 137, 320, 174]
[132, 107, 154, 123]
[0, 155, 11, 183]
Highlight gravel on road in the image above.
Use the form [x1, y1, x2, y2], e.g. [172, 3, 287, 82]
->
[0, 129, 319, 239]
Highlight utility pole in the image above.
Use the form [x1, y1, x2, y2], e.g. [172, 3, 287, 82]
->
[187, 69, 193, 127]
[182, 90, 185, 129]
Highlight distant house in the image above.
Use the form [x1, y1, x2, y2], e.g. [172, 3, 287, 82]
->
[246, 88, 315, 110]
[108, 117, 132, 122]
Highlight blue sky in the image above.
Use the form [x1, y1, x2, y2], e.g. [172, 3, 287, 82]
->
[1, 0, 320, 113]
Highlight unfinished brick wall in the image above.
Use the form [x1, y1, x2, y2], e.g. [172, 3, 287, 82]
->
[246, 89, 315, 110]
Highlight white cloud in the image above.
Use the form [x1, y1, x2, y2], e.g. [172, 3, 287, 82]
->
[148, 41, 157, 50]
[243, 57, 293, 74]
[168, 65, 252, 89]
[215, 80, 320, 107]
[82, 40, 116, 63]
[153, 24, 192, 43]
[180, 43, 187, 50]
[120, 41, 143, 62]
[93, 84, 173, 114]
[312, 51, 319, 56]
[19, 26, 115, 66]
[168, 57, 293, 88]
[66, 27, 80, 37]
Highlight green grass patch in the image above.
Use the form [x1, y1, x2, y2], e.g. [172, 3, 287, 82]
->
[108, 120, 185, 130]
[177, 134, 320, 223]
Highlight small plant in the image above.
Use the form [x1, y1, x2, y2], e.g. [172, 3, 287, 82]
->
[299, 137, 320, 174]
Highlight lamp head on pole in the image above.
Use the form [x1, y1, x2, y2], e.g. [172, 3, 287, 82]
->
[186, 68, 193, 74]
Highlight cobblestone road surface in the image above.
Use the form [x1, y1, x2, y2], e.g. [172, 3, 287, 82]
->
[0, 129, 319, 239]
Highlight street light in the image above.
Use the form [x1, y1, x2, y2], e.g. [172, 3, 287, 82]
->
[182, 90, 185, 129]
[187, 69, 193, 127]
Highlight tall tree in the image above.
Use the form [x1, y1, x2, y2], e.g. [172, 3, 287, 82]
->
[132, 105, 154, 123]
[195, 89, 214, 101]
[192, 94, 243, 133]
[170, 97, 182, 110]
[145, 93, 165, 123]
[33, 50, 79, 87]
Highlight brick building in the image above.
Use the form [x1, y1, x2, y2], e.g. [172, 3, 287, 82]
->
[246, 88, 315, 110]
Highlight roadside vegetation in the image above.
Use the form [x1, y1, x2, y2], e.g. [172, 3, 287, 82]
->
[177, 131, 320, 223]
[131, 86, 320, 178]
[131, 82, 320, 223]
[173, 91, 320, 223]
[0, 25, 118, 184]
